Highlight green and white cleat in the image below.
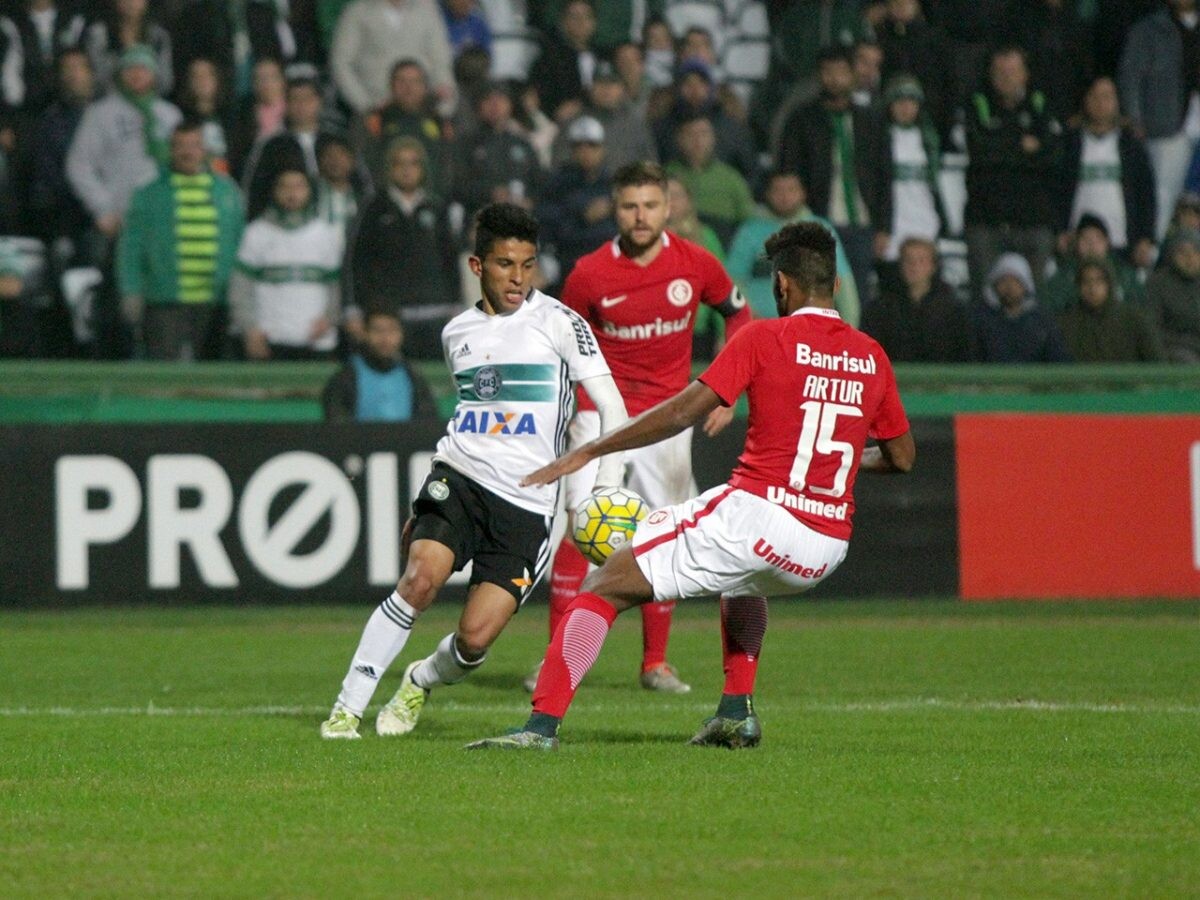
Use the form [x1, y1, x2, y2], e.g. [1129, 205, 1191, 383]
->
[464, 730, 559, 751]
[375, 661, 428, 736]
[688, 714, 762, 749]
[640, 662, 691, 694]
[522, 659, 543, 693]
[320, 705, 361, 740]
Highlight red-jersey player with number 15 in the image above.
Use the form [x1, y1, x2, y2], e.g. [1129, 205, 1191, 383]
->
[527, 161, 751, 695]
[470, 221, 915, 750]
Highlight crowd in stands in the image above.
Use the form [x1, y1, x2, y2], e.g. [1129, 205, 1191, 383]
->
[0, 0, 1198, 381]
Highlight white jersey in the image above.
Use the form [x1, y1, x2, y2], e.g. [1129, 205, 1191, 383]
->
[434, 289, 610, 515]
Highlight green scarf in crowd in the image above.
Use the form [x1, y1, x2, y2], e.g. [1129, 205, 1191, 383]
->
[122, 85, 169, 167]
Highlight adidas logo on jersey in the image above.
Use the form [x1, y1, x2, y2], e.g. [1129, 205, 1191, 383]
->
[452, 343, 472, 360]
[453, 410, 537, 435]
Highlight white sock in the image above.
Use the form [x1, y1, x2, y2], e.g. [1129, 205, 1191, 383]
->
[410, 632, 486, 690]
[335, 592, 419, 716]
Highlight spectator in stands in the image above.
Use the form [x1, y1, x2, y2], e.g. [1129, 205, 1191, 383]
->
[173, 0, 303, 99]
[665, 175, 726, 359]
[974, 252, 1069, 362]
[531, 0, 665, 57]
[346, 137, 459, 359]
[552, 62, 655, 170]
[1058, 259, 1165, 362]
[726, 169, 861, 324]
[453, 81, 542, 217]
[612, 41, 652, 120]
[1059, 76, 1156, 271]
[331, 0, 456, 117]
[515, 83, 560, 170]
[353, 59, 447, 192]
[28, 46, 92, 248]
[225, 57, 284, 181]
[882, 74, 944, 260]
[322, 308, 437, 421]
[1145, 228, 1200, 362]
[676, 26, 745, 122]
[66, 44, 182, 246]
[651, 60, 758, 181]
[440, 0, 491, 59]
[538, 116, 615, 280]
[0, 1, 87, 115]
[641, 16, 675, 88]
[176, 57, 232, 175]
[1000, 0, 1093, 123]
[241, 70, 329, 219]
[84, 0, 173, 98]
[863, 236, 972, 361]
[1165, 191, 1200, 248]
[963, 45, 1062, 301]
[876, 0, 955, 136]
[777, 45, 891, 309]
[528, 0, 599, 124]
[851, 40, 884, 110]
[1119, 0, 1200, 241]
[1042, 214, 1145, 315]
[117, 119, 244, 360]
[665, 113, 755, 247]
[314, 132, 367, 233]
[232, 167, 343, 360]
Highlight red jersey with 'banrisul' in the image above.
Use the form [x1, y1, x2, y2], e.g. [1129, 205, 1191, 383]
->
[699, 307, 910, 540]
[563, 231, 739, 415]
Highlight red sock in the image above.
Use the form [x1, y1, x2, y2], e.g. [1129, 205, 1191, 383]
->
[640, 600, 675, 671]
[532, 592, 619, 718]
[548, 539, 590, 641]
[720, 595, 768, 694]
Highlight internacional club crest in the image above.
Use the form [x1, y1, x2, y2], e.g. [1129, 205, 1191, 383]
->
[667, 278, 693, 307]
[473, 366, 502, 400]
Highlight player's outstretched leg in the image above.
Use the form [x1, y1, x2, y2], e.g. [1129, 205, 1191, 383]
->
[378, 584, 515, 736]
[639, 600, 690, 693]
[690, 595, 768, 749]
[525, 538, 591, 692]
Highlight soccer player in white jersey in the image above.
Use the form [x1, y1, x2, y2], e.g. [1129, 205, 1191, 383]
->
[320, 204, 628, 740]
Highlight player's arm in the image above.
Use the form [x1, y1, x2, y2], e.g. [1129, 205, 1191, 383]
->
[859, 432, 916, 474]
[523, 380, 721, 487]
[578, 373, 628, 488]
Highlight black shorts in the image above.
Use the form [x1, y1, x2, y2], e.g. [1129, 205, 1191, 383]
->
[410, 462, 552, 606]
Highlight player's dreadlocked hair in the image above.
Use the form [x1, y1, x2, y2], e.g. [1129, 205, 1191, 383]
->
[612, 160, 668, 193]
[474, 203, 539, 258]
[763, 221, 837, 296]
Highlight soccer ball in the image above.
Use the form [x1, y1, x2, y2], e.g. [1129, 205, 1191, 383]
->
[572, 486, 650, 566]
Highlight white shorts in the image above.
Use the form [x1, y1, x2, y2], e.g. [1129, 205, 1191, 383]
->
[631, 486, 849, 601]
[563, 410, 696, 511]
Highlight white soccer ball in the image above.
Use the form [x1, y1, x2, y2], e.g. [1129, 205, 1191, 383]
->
[572, 486, 650, 566]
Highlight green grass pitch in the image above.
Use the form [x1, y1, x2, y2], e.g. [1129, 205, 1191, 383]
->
[2, 600, 1197, 897]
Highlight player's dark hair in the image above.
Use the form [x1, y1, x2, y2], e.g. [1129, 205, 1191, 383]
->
[473, 203, 539, 258]
[764, 222, 837, 296]
[612, 160, 668, 193]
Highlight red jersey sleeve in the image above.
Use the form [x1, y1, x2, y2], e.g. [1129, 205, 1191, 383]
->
[868, 351, 910, 440]
[697, 246, 735, 307]
[560, 265, 591, 318]
[698, 322, 759, 406]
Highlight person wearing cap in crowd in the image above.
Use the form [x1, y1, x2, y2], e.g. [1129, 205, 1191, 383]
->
[876, 0, 956, 137]
[1059, 75, 1156, 270]
[1058, 259, 1165, 363]
[650, 59, 758, 182]
[881, 73, 945, 261]
[1145, 227, 1200, 362]
[538, 115, 615, 284]
[1041, 213, 1145, 315]
[552, 61, 656, 171]
[665, 113, 756, 248]
[452, 81, 542, 218]
[117, 118, 244, 360]
[230, 165, 343, 361]
[240, 67, 339, 220]
[66, 43, 182, 246]
[727, 169, 861, 325]
[973, 251, 1070, 362]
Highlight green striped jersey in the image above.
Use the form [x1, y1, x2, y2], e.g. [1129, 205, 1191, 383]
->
[434, 290, 610, 515]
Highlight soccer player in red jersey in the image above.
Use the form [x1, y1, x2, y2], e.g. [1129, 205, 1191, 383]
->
[470, 221, 915, 750]
[529, 160, 752, 695]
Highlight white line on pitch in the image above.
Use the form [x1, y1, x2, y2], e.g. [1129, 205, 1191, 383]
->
[0, 698, 1197, 717]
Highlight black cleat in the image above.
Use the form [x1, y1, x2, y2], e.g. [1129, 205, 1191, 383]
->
[687, 714, 762, 749]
